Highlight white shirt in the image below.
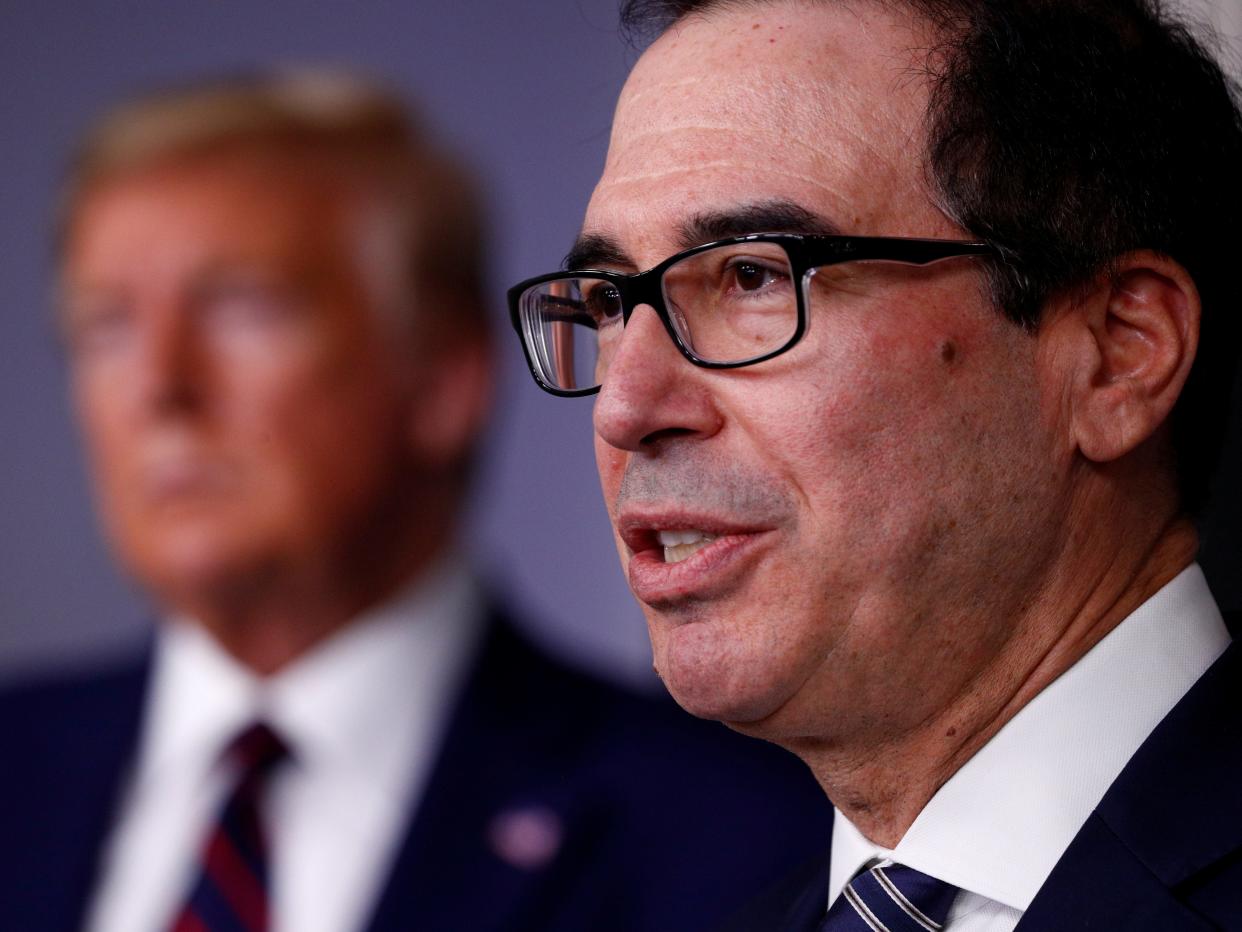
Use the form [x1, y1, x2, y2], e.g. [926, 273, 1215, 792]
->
[828, 564, 1231, 931]
[85, 557, 486, 932]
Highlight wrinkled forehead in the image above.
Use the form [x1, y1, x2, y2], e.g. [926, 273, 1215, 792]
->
[589, 2, 950, 256]
[607, 61, 887, 168]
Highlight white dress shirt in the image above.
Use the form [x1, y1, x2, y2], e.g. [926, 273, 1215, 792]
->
[828, 564, 1231, 930]
[84, 557, 486, 932]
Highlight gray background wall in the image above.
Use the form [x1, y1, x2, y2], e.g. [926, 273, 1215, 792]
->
[2, 0, 1240, 688]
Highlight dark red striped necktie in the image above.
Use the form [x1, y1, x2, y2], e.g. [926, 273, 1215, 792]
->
[170, 722, 289, 932]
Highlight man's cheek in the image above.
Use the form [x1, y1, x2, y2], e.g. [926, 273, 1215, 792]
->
[594, 440, 625, 502]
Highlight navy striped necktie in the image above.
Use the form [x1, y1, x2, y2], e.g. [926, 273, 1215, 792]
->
[819, 862, 959, 932]
[170, 722, 289, 932]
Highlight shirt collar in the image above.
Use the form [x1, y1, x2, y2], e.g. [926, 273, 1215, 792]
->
[830, 815, 895, 907]
[134, 555, 485, 799]
[830, 563, 1230, 911]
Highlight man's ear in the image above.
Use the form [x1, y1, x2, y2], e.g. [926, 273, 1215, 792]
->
[1054, 251, 1199, 464]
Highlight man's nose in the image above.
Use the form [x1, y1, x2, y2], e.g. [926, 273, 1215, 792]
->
[593, 303, 722, 453]
[136, 302, 206, 418]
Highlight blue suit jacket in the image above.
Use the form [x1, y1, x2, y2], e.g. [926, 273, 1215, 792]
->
[725, 641, 1242, 930]
[0, 607, 834, 931]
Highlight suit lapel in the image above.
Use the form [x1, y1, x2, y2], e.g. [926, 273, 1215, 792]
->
[1017, 813, 1216, 931]
[364, 609, 620, 932]
[0, 652, 150, 932]
[1019, 641, 1242, 930]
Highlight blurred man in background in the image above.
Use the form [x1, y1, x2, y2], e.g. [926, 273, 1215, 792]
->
[0, 71, 830, 932]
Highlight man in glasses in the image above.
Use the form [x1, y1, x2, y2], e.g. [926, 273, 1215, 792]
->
[512, 0, 1242, 927]
[1, 70, 832, 931]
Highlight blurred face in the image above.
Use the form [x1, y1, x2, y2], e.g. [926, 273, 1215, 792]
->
[588, 3, 1071, 740]
[62, 152, 428, 612]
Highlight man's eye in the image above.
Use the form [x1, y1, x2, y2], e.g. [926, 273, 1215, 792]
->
[63, 299, 134, 354]
[583, 283, 623, 323]
[725, 259, 787, 293]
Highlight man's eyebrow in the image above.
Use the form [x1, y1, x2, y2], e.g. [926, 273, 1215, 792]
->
[562, 201, 839, 273]
[678, 200, 842, 248]
[564, 233, 633, 272]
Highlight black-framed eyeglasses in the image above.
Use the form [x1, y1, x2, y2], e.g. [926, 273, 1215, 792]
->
[508, 233, 1000, 397]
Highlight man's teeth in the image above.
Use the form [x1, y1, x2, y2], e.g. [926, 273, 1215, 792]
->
[656, 530, 719, 564]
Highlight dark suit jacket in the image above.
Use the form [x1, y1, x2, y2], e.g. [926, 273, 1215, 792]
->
[0, 607, 833, 932]
[725, 641, 1242, 930]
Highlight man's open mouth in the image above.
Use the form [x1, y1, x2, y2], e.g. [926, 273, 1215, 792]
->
[656, 530, 721, 564]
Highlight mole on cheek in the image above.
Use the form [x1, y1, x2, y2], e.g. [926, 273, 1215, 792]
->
[939, 341, 958, 365]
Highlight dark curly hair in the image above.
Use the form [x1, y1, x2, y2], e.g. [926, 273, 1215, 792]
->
[620, 0, 1242, 513]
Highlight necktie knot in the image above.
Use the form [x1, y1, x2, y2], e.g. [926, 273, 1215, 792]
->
[228, 721, 289, 777]
[820, 862, 958, 932]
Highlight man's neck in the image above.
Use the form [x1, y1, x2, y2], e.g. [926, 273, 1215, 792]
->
[796, 513, 1199, 848]
[166, 537, 449, 677]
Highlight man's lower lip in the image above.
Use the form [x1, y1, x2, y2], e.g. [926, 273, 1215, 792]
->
[627, 532, 769, 606]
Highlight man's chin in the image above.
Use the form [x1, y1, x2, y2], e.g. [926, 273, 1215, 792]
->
[653, 620, 795, 727]
[126, 532, 275, 611]
[666, 684, 783, 728]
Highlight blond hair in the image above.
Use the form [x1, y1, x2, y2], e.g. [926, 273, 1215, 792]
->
[60, 69, 488, 332]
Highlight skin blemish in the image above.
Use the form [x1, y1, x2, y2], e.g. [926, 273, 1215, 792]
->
[939, 340, 958, 364]
[946, 726, 958, 737]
